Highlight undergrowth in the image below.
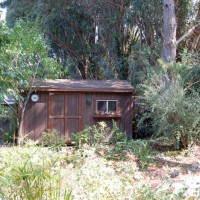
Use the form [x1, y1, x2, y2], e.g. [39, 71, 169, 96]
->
[0, 146, 72, 200]
[72, 121, 152, 166]
[0, 122, 199, 199]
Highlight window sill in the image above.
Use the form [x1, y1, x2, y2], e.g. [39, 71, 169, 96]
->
[93, 114, 121, 118]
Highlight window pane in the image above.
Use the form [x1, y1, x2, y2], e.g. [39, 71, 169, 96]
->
[108, 101, 117, 112]
[97, 101, 107, 112]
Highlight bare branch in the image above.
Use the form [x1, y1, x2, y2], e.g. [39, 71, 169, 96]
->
[3, 99, 18, 118]
[176, 23, 200, 45]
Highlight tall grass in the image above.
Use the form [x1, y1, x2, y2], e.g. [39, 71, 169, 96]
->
[0, 141, 198, 199]
[0, 146, 72, 200]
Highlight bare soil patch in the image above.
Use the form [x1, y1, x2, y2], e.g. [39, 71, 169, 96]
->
[140, 144, 200, 196]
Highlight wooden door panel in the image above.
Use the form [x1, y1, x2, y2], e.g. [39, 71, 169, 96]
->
[49, 93, 65, 136]
[68, 119, 79, 132]
[34, 94, 47, 139]
[52, 94, 65, 116]
[65, 94, 82, 141]
[67, 94, 79, 116]
[53, 119, 65, 136]
[66, 119, 79, 140]
[49, 93, 83, 142]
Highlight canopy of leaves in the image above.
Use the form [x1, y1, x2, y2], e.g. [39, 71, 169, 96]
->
[5, 0, 163, 80]
[0, 20, 62, 102]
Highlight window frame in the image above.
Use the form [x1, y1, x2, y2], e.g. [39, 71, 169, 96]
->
[94, 98, 121, 118]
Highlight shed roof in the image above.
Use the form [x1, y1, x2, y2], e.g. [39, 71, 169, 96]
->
[34, 79, 134, 93]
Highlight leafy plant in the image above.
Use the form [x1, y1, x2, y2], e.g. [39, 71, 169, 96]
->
[109, 120, 127, 144]
[0, 146, 72, 200]
[176, 51, 200, 93]
[0, 20, 62, 145]
[128, 140, 152, 166]
[40, 129, 66, 151]
[72, 121, 110, 148]
[139, 67, 200, 149]
[0, 105, 17, 144]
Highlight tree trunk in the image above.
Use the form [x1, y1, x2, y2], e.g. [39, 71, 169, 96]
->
[17, 90, 32, 146]
[162, 0, 177, 84]
[17, 78, 36, 145]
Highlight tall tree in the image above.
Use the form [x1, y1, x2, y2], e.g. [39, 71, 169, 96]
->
[162, 0, 177, 84]
[5, 0, 164, 80]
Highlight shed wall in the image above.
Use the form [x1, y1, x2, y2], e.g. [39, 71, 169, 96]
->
[23, 93, 48, 140]
[23, 92, 133, 141]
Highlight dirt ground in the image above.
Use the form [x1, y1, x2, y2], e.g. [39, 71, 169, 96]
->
[62, 141, 200, 198]
[140, 144, 200, 196]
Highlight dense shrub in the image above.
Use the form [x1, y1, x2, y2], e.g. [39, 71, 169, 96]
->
[139, 66, 200, 149]
[72, 121, 152, 164]
[0, 105, 17, 144]
[40, 129, 66, 151]
[176, 51, 200, 93]
[72, 121, 117, 148]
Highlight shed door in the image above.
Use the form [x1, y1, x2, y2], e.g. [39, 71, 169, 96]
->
[48, 93, 83, 142]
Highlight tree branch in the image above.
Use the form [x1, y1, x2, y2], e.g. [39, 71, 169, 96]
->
[3, 99, 18, 118]
[176, 23, 200, 45]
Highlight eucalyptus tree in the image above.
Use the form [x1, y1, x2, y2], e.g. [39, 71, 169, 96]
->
[162, 0, 200, 82]
[5, 0, 199, 82]
[5, 0, 164, 80]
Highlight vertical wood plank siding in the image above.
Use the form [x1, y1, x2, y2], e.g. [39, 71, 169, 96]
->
[23, 93, 48, 139]
[23, 92, 133, 141]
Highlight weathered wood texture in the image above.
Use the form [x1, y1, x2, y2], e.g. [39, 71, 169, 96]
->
[23, 93, 48, 140]
[22, 91, 133, 141]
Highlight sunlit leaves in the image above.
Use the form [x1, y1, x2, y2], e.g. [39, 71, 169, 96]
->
[0, 20, 62, 99]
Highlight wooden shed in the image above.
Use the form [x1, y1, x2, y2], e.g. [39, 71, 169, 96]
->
[22, 79, 134, 142]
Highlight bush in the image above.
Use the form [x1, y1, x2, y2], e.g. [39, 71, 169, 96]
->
[139, 67, 200, 149]
[176, 51, 200, 94]
[72, 121, 111, 148]
[40, 129, 66, 151]
[72, 121, 152, 163]
[0, 105, 17, 144]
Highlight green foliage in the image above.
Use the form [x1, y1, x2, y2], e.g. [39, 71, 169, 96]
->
[72, 121, 152, 163]
[72, 121, 110, 148]
[139, 64, 200, 149]
[109, 120, 127, 144]
[176, 51, 200, 93]
[40, 129, 66, 151]
[128, 140, 152, 162]
[175, 0, 192, 35]
[0, 105, 17, 143]
[128, 45, 160, 86]
[0, 146, 72, 200]
[5, 0, 164, 80]
[0, 20, 62, 102]
[0, 143, 198, 199]
[105, 138, 152, 165]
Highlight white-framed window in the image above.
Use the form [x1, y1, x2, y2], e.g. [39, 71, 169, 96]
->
[96, 100, 118, 114]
